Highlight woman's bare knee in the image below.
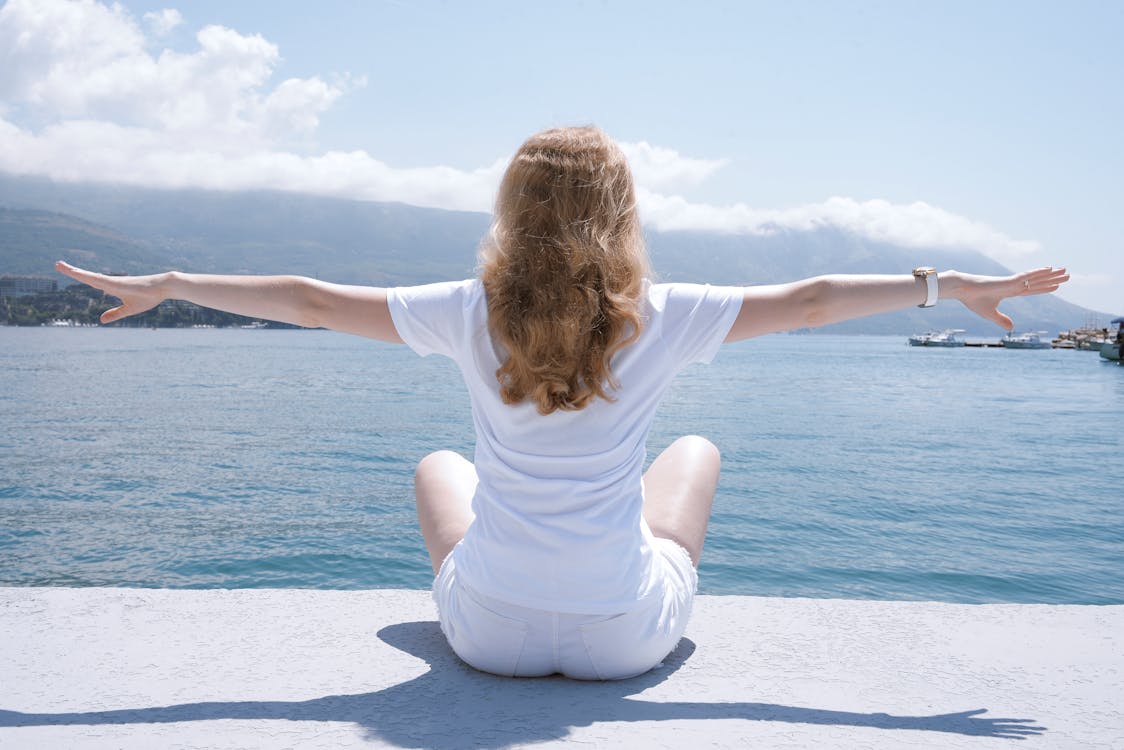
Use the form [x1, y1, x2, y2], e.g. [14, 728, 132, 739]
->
[414, 451, 477, 574]
[416, 450, 464, 481]
[671, 435, 720, 466]
[643, 435, 721, 566]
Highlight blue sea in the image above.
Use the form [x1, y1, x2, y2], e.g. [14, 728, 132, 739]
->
[2, 327, 1122, 604]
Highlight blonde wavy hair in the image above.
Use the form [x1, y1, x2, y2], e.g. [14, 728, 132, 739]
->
[480, 126, 650, 415]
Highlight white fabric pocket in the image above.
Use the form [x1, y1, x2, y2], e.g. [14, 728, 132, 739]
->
[578, 594, 681, 680]
[444, 584, 529, 677]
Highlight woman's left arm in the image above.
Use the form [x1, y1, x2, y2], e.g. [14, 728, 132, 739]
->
[725, 267, 1069, 342]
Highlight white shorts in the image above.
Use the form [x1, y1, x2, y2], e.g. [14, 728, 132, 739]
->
[432, 537, 698, 680]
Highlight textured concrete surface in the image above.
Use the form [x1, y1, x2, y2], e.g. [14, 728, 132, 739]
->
[1, 588, 1121, 749]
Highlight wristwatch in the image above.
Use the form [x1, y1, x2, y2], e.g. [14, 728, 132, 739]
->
[913, 267, 938, 308]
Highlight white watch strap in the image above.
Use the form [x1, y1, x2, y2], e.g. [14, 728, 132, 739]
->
[914, 268, 938, 308]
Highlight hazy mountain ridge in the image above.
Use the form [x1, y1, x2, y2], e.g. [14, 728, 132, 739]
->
[0, 173, 1107, 335]
[0, 207, 163, 276]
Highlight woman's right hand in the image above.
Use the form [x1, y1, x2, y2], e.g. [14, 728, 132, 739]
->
[55, 261, 170, 324]
[944, 266, 1070, 331]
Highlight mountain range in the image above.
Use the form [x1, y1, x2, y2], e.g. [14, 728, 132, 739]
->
[0, 172, 1107, 335]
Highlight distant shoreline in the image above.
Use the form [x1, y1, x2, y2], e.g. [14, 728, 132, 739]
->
[1, 283, 302, 329]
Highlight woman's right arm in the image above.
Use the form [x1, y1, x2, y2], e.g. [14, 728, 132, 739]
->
[55, 261, 404, 342]
[724, 267, 1069, 342]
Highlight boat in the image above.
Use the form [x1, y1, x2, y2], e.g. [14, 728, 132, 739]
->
[1053, 318, 1115, 350]
[1078, 336, 1110, 351]
[926, 329, 966, 347]
[1002, 331, 1052, 350]
[908, 330, 938, 346]
[1100, 318, 1124, 361]
[909, 329, 966, 347]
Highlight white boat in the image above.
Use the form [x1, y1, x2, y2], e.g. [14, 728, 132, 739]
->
[923, 329, 966, 347]
[908, 330, 938, 346]
[908, 329, 966, 347]
[1052, 318, 1114, 350]
[1101, 318, 1124, 361]
[1078, 336, 1109, 351]
[1002, 331, 1052, 350]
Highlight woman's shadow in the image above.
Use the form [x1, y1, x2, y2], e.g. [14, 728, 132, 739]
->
[0, 620, 1045, 747]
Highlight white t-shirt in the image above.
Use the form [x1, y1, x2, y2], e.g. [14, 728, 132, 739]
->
[388, 278, 743, 613]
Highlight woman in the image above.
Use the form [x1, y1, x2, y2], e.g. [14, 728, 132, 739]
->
[56, 125, 1068, 680]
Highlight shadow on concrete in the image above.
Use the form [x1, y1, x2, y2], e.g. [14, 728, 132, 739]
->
[0, 620, 1046, 746]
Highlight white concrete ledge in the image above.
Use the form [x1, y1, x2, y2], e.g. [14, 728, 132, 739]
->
[1, 588, 1121, 749]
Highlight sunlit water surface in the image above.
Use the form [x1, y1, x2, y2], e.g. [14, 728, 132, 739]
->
[2, 328, 1121, 603]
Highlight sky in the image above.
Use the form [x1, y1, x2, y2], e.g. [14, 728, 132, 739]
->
[0, 0, 1120, 314]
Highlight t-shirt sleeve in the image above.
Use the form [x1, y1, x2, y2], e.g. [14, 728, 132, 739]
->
[653, 283, 744, 368]
[386, 279, 481, 358]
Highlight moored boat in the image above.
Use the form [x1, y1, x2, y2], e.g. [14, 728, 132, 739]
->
[908, 330, 937, 346]
[1100, 318, 1124, 361]
[1053, 319, 1115, 350]
[909, 329, 966, 347]
[1078, 336, 1110, 351]
[1002, 331, 1052, 350]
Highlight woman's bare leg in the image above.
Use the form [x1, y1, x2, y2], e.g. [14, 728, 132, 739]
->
[415, 450, 478, 574]
[642, 435, 721, 566]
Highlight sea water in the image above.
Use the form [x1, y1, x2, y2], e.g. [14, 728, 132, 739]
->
[1, 327, 1121, 603]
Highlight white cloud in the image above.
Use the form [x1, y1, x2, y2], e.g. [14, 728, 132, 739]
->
[0, 0, 1042, 267]
[1057, 273, 1119, 315]
[258, 76, 347, 137]
[1066, 272, 1112, 287]
[0, 0, 339, 146]
[635, 189, 1039, 262]
[618, 141, 728, 190]
[0, 115, 507, 212]
[0, 0, 144, 108]
[143, 8, 182, 36]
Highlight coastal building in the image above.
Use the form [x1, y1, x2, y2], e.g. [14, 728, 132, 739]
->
[0, 275, 58, 299]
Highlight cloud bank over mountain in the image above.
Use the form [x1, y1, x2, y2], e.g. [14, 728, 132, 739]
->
[0, 0, 1039, 266]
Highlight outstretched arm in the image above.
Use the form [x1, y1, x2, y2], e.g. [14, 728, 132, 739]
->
[725, 267, 1069, 342]
[55, 261, 404, 343]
